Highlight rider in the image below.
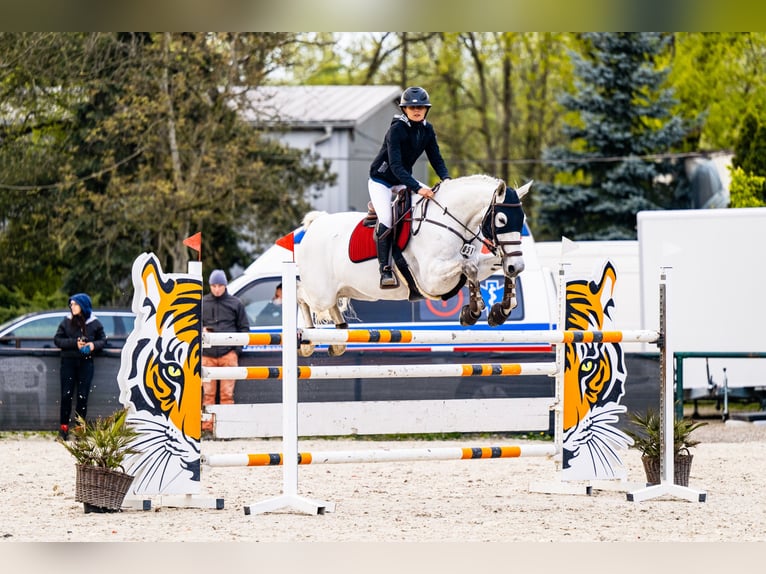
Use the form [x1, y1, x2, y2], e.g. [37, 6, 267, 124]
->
[368, 86, 451, 289]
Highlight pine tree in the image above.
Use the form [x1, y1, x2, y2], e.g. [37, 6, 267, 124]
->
[535, 33, 691, 240]
[732, 112, 766, 177]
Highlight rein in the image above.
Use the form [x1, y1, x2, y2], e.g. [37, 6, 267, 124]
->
[409, 191, 501, 257]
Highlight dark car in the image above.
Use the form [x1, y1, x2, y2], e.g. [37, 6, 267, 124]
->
[0, 309, 135, 350]
[0, 308, 137, 430]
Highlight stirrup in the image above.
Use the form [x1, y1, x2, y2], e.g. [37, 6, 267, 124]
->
[380, 267, 398, 288]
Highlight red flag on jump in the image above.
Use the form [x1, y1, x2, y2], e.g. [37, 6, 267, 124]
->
[183, 232, 202, 260]
[275, 231, 295, 252]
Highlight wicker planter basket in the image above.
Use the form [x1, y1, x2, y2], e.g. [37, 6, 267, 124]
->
[75, 464, 134, 512]
[641, 453, 693, 486]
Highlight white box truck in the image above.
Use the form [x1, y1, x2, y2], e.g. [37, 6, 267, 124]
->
[637, 207, 766, 415]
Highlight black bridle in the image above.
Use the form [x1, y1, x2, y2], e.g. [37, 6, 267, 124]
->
[480, 187, 524, 259]
[405, 182, 524, 259]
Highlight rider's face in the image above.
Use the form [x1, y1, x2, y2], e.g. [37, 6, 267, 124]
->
[403, 105, 427, 122]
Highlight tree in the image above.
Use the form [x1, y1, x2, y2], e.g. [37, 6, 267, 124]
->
[732, 111, 766, 177]
[535, 33, 691, 240]
[0, 33, 334, 305]
[729, 166, 766, 207]
[668, 32, 766, 151]
[730, 111, 766, 206]
[320, 32, 573, 223]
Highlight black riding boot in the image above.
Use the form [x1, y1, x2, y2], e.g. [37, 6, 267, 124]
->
[376, 223, 398, 289]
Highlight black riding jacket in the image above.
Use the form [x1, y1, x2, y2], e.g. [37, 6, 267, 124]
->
[369, 114, 450, 191]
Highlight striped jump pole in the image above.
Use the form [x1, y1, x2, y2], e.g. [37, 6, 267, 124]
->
[236, 261, 677, 514]
[203, 328, 660, 348]
[204, 444, 556, 467]
[202, 361, 558, 382]
[203, 332, 282, 347]
[298, 328, 660, 346]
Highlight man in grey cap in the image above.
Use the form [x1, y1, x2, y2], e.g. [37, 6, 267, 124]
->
[201, 269, 249, 433]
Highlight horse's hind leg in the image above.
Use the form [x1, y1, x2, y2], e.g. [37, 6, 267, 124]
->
[298, 300, 316, 357]
[327, 305, 348, 357]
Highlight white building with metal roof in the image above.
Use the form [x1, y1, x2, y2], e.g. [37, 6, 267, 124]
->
[242, 85, 429, 214]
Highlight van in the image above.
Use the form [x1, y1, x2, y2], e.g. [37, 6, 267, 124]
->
[226, 224, 558, 407]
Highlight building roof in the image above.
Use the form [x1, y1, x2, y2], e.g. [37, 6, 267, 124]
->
[241, 85, 401, 129]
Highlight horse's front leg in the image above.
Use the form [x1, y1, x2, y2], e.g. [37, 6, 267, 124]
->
[488, 275, 518, 327]
[327, 305, 348, 357]
[459, 259, 484, 327]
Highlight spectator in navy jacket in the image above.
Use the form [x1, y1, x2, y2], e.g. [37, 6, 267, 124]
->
[54, 293, 107, 440]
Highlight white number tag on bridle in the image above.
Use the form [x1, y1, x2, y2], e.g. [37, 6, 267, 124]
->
[460, 244, 476, 257]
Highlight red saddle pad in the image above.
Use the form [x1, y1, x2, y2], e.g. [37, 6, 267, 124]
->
[348, 218, 411, 263]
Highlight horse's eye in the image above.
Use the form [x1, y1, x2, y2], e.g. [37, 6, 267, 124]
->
[494, 213, 508, 228]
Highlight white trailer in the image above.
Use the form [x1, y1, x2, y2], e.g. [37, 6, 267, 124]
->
[637, 207, 766, 409]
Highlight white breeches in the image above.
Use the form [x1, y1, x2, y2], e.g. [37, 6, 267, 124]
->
[368, 179, 422, 228]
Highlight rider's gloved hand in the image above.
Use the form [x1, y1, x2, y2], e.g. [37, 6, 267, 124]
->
[418, 186, 435, 199]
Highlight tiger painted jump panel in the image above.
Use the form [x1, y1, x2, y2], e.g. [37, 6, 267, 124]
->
[116, 250, 698, 510]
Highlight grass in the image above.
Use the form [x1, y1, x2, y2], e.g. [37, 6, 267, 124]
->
[683, 398, 766, 419]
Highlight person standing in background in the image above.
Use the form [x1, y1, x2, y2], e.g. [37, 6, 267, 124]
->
[201, 269, 250, 433]
[54, 293, 107, 441]
[256, 282, 282, 326]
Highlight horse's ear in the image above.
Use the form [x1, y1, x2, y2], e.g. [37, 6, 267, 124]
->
[516, 180, 533, 200]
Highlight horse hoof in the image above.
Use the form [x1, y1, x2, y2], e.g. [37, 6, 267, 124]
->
[488, 304, 510, 327]
[328, 344, 346, 357]
[460, 306, 480, 326]
[298, 344, 315, 357]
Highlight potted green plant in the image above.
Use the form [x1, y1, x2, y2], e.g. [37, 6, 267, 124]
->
[59, 408, 140, 513]
[625, 407, 707, 486]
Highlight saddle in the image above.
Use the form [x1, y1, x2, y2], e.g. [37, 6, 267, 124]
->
[348, 188, 413, 264]
[348, 189, 463, 301]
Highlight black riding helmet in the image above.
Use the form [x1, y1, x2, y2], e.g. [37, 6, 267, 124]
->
[399, 86, 432, 116]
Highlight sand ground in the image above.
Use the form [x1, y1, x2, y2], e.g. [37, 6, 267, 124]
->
[2, 419, 765, 572]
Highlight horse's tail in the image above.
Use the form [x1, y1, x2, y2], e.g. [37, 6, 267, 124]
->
[302, 210, 328, 229]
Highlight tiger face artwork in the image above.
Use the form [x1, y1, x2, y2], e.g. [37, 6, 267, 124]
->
[117, 252, 202, 495]
[562, 261, 632, 481]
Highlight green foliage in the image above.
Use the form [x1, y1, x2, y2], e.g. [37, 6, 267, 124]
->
[0, 32, 333, 307]
[669, 33, 766, 151]
[59, 408, 140, 471]
[732, 112, 766, 183]
[624, 407, 707, 460]
[0, 285, 69, 324]
[729, 166, 766, 207]
[733, 113, 760, 172]
[3, 32, 766, 308]
[536, 33, 692, 241]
